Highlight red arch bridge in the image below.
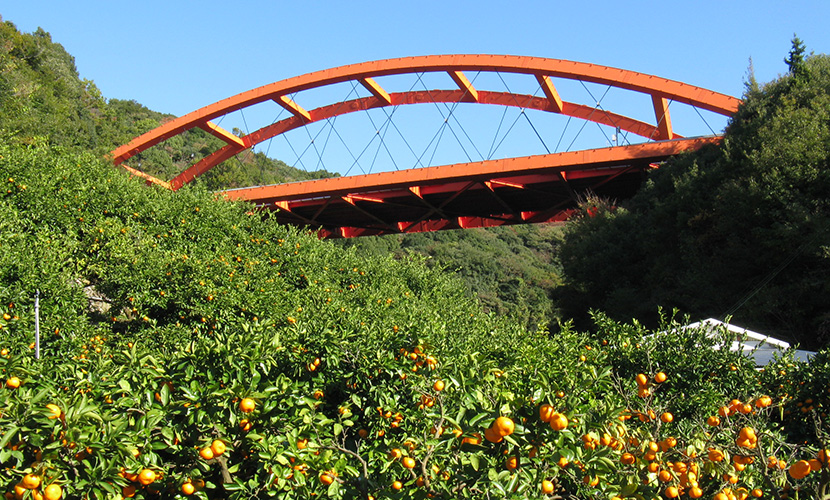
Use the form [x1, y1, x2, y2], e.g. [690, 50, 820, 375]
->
[111, 55, 740, 238]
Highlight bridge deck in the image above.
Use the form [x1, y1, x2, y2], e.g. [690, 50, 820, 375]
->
[222, 137, 719, 237]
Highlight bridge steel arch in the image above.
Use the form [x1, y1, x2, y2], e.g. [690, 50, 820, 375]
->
[111, 55, 741, 237]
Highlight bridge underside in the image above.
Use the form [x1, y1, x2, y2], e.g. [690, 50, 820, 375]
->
[271, 165, 640, 238]
[222, 137, 718, 238]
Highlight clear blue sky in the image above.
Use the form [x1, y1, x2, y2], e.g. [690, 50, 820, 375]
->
[3, 1, 829, 173]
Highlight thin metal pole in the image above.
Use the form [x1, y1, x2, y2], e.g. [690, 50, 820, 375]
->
[34, 290, 40, 359]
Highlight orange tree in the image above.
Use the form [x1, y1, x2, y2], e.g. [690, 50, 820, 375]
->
[0, 143, 829, 499]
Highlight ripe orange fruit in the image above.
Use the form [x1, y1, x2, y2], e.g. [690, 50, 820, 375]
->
[181, 482, 195, 496]
[689, 486, 704, 498]
[122, 485, 137, 498]
[583, 475, 599, 487]
[320, 473, 334, 485]
[433, 380, 445, 392]
[210, 440, 226, 456]
[739, 427, 757, 441]
[138, 469, 157, 486]
[654, 372, 667, 383]
[492, 416, 515, 437]
[5, 376, 20, 389]
[549, 412, 568, 431]
[755, 395, 772, 408]
[22, 474, 41, 489]
[751, 489, 763, 497]
[621, 452, 636, 465]
[789, 460, 811, 479]
[402, 457, 416, 469]
[462, 433, 482, 445]
[199, 447, 214, 460]
[392, 480, 402, 490]
[635, 373, 648, 386]
[707, 415, 721, 427]
[484, 426, 503, 443]
[541, 479, 554, 494]
[660, 412, 674, 423]
[43, 484, 62, 500]
[239, 398, 256, 413]
[665, 486, 680, 498]
[708, 449, 725, 462]
[389, 448, 402, 460]
[505, 456, 518, 470]
[46, 404, 62, 419]
[298, 439, 308, 450]
[539, 404, 554, 422]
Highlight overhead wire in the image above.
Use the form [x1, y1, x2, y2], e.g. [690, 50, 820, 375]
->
[721, 232, 821, 319]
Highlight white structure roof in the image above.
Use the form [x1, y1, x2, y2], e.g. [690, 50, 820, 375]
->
[681, 318, 814, 365]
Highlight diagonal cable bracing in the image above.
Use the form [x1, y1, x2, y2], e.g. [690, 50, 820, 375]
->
[649, 98, 674, 142]
[487, 106, 511, 160]
[495, 72, 552, 155]
[489, 109, 527, 159]
[575, 82, 629, 146]
[263, 106, 289, 161]
[565, 83, 613, 152]
[314, 82, 363, 172]
[362, 75, 427, 171]
[412, 71, 480, 168]
[693, 106, 717, 136]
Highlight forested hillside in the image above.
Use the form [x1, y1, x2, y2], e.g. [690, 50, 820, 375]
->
[336, 224, 564, 331]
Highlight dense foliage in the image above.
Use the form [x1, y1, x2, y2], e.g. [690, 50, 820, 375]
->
[557, 51, 830, 350]
[337, 224, 564, 331]
[0, 143, 828, 500]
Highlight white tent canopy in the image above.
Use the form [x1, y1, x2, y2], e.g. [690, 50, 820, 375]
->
[680, 318, 814, 365]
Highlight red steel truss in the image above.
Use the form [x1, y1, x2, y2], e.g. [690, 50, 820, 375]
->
[111, 55, 741, 237]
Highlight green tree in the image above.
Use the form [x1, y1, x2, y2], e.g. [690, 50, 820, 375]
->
[557, 46, 830, 349]
[785, 34, 808, 80]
